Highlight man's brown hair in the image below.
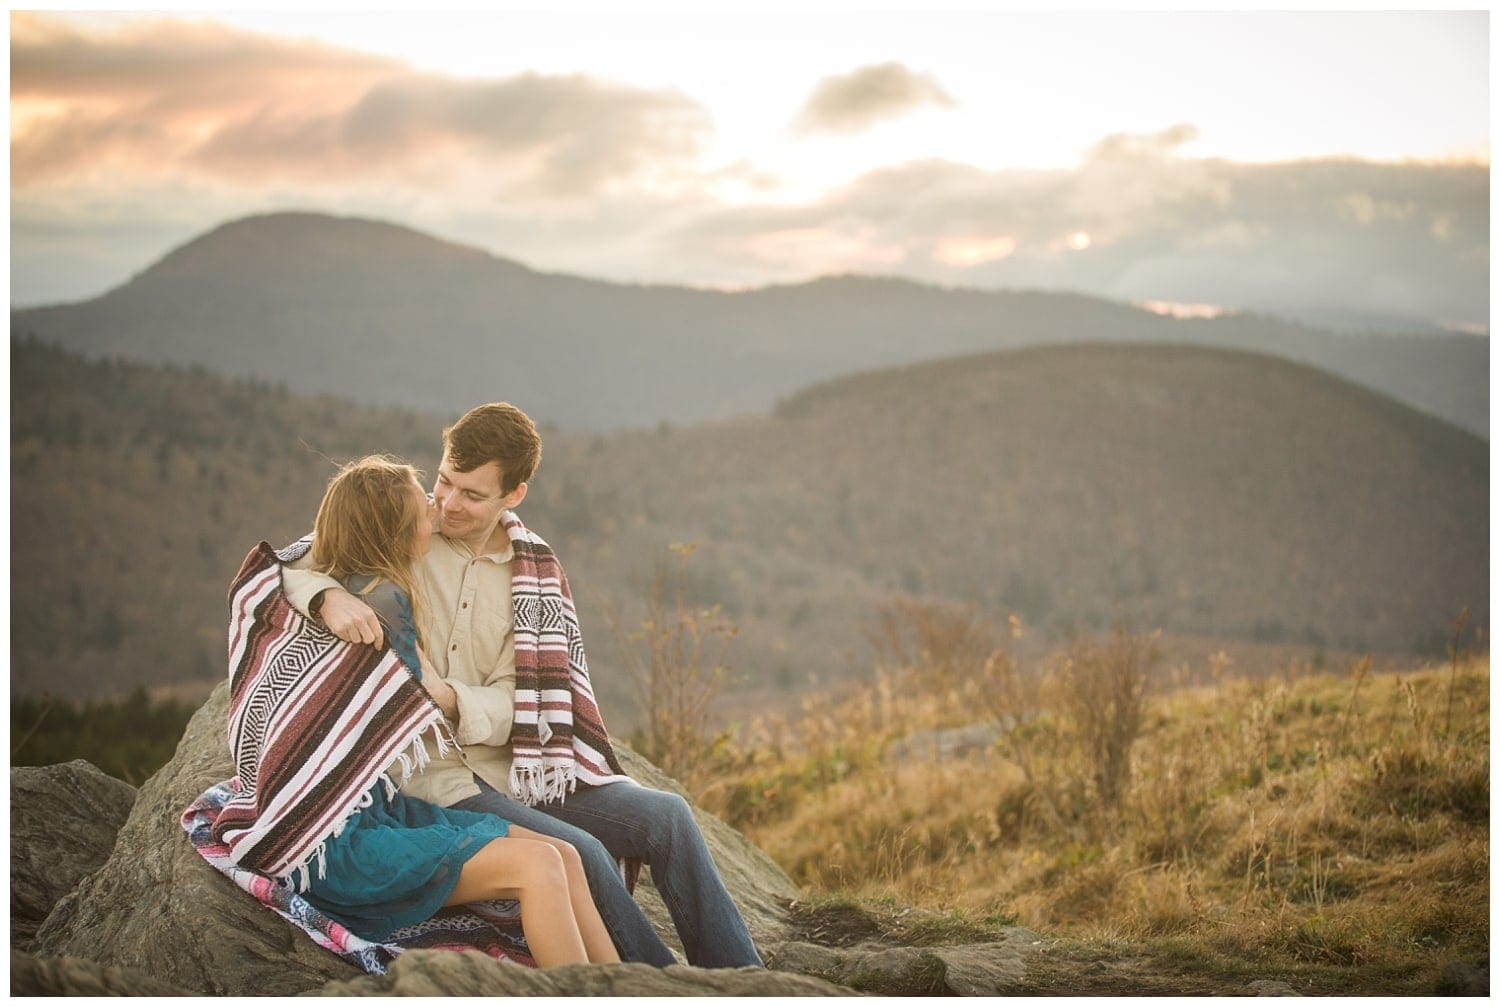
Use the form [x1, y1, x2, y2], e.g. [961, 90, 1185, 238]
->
[442, 402, 541, 494]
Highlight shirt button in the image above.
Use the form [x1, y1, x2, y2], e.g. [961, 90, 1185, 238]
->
[462, 602, 469, 609]
[451, 644, 459, 651]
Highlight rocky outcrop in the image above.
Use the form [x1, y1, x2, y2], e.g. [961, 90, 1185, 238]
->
[10, 760, 137, 950]
[769, 932, 1047, 996]
[25, 681, 810, 996]
[316, 951, 848, 996]
[1437, 960, 1488, 996]
[16, 682, 1058, 997]
[1246, 979, 1302, 996]
[32, 684, 368, 994]
[600, 744, 800, 960]
[10, 950, 193, 996]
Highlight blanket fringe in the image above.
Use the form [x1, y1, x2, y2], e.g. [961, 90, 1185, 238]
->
[431, 721, 456, 759]
[509, 762, 577, 807]
[285, 728, 450, 890]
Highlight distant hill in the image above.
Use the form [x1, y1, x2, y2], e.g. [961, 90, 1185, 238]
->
[11, 211, 1488, 436]
[11, 339, 1486, 715]
[9, 339, 443, 701]
[547, 342, 1487, 680]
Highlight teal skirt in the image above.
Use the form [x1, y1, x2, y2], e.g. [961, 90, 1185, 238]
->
[301, 785, 511, 942]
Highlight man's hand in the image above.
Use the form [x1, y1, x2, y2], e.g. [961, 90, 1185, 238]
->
[422, 672, 460, 721]
[414, 642, 459, 721]
[316, 588, 384, 647]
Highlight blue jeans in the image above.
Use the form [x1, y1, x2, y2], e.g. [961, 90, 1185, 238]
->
[453, 776, 763, 968]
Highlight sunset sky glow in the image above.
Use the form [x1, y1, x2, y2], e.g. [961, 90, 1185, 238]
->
[7, 7, 1490, 330]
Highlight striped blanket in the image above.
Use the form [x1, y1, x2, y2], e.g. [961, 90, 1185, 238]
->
[182, 783, 534, 974]
[182, 521, 633, 972]
[503, 510, 631, 805]
[208, 539, 454, 885]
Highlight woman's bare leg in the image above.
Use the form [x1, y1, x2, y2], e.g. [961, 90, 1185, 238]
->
[443, 833, 588, 967]
[527, 832, 622, 963]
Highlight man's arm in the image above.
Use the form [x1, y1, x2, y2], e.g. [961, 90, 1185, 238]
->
[413, 642, 460, 721]
[281, 556, 385, 647]
[445, 670, 516, 748]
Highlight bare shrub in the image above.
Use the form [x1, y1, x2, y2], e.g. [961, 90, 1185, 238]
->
[611, 542, 737, 786]
[866, 597, 996, 693]
[971, 621, 1065, 830]
[1056, 624, 1159, 809]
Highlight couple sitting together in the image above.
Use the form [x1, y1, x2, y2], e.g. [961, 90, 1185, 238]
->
[183, 402, 760, 971]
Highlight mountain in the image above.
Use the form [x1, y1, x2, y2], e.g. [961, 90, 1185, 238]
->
[11, 339, 1486, 713]
[543, 342, 1488, 676]
[10, 211, 1488, 436]
[9, 338, 445, 701]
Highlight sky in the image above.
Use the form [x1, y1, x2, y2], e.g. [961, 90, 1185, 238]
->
[7, 8, 1492, 331]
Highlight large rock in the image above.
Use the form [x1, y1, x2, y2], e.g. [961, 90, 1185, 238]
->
[612, 744, 799, 958]
[316, 950, 849, 995]
[29, 681, 801, 995]
[32, 684, 365, 994]
[10, 950, 192, 996]
[10, 760, 137, 950]
[768, 931, 1046, 996]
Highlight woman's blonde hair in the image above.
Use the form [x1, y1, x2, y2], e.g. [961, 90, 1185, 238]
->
[311, 455, 429, 646]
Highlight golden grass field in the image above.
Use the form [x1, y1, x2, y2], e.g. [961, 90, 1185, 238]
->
[671, 614, 1488, 994]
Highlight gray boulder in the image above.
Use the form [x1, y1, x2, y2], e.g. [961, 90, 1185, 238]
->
[315, 950, 849, 996]
[10, 949, 192, 996]
[31, 684, 367, 994]
[612, 744, 800, 958]
[1246, 979, 1302, 996]
[1438, 960, 1488, 996]
[29, 681, 802, 995]
[10, 760, 137, 950]
[768, 931, 1046, 996]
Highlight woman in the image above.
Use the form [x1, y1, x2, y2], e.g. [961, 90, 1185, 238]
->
[294, 455, 619, 967]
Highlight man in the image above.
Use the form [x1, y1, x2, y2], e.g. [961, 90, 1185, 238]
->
[281, 403, 762, 968]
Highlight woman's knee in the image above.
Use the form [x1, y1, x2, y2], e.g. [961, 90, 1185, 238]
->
[510, 839, 569, 889]
[550, 837, 586, 873]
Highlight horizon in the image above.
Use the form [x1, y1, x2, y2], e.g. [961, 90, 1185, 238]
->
[9, 206, 1492, 341]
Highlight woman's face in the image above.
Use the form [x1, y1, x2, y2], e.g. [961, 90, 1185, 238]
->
[410, 477, 437, 557]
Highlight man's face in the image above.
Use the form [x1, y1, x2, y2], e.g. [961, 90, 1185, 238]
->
[432, 454, 522, 551]
[410, 477, 437, 557]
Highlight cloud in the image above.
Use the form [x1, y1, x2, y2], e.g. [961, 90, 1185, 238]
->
[667, 137, 1488, 325]
[11, 13, 713, 198]
[1088, 122, 1199, 162]
[9, 18, 1487, 334]
[791, 61, 956, 135]
[190, 72, 711, 197]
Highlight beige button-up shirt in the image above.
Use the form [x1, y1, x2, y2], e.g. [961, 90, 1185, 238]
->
[282, 532, 519, 806]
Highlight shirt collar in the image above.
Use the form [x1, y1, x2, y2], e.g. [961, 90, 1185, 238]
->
[438, 532, 514, 564]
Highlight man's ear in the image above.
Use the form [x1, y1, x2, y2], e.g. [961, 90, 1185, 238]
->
[504, 481, 528, 510]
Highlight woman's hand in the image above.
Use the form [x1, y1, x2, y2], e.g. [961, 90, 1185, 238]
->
[315, 588, 384, 647]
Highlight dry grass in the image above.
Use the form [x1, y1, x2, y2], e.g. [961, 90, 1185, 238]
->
[694, 611, 1489, 991]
